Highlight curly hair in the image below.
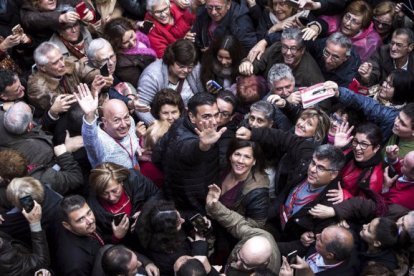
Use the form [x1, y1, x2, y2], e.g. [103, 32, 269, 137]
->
[0, 150, 28, 186]
[135, 200, 184, 252]
[150, 88, 185, 119]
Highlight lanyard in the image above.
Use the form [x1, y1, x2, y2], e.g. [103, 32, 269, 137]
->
[113, 134, 138, 170]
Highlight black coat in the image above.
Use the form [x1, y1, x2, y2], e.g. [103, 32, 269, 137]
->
[88, 169, 162, 240]
[153, 116, 220, 217]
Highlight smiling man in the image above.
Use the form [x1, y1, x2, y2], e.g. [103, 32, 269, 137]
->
[239, 28, 324, 87]
[75, 83, 141, 169]
[54, 195, 104, 276]
[192, 0, 257, 52]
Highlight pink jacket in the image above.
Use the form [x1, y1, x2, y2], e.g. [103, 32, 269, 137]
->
[145, 3, 195, 58]
[319, 15, 382, 62]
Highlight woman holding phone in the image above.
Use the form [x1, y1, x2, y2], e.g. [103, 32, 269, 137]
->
[87, 162, 162, 242]
[104, 17, 157, 85]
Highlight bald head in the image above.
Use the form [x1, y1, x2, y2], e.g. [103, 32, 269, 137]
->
[318, 226, 354, 262]
[236, 236, 272, 270]
[402, 151, 414, 180]
[101, 99, 131, 140]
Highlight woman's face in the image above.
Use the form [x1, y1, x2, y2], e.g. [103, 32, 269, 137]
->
[352, 133, 379, 162]
[378, 75, 395, 101]
[340, 12, 364, 37]
[272, 0, 294, 21]
[373, 13, 393, 35]
[38, 0, 56, 11]
[121, 30, 137, 50]
[230, 146, 256, 178]
[59, 22, 81, 43]
[151, 1, 172, 25]
[159, 104, 180, 124]
[100, 179, 124, 205]
[217, 49, 232, 68]
[295, 116, 318, 138]
[360, 217, 379, 245]
[169, 62, 194, 80]
[329, 112, 349, 135]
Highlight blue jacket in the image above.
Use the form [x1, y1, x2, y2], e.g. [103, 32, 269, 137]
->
[338, 87, 398, 143]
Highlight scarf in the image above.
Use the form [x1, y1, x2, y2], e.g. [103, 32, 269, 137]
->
[60, 34, 86, 60]
[122, 31, 157, 58]
[347, 150, 388, 215]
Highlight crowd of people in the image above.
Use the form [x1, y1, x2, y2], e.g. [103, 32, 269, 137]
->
[2, 0, 414, 275]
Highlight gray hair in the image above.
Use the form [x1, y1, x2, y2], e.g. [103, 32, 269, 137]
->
[86, 38, 113, 68]
[146, 0, 170, 11]
[281, 27, 304, 48]
[4, 102, 33, 135]
[267, 63, 295, 88]
[326, 32, 352, 56]
[250, 100, 275, 121]
[33, 42, 60, 66]
[313, 144, 346, 171]
[393, 28, 414, 45]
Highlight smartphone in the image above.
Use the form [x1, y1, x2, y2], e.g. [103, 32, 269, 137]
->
[113, 213, 126, 226]
[100, 63, 110, 77]
[190, 213, 209, 234]
[388, 165, 397, 178]
[141, 20, 154, 34]
[401, 3, 414, 21]
[76, 1, 88, 19]
[11, 24, 23, 36]
[206, 80, 222, 91]
[19, 195, 35, 212]
[287, 250, 298, 265]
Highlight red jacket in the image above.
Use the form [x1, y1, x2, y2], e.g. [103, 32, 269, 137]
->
[340, 159, 383, 200]
[145, 3, 195, 58]
[382, 159, 414, 210]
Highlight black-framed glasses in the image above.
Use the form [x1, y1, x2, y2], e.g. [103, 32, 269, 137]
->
[309, 159, 337, 174]
[351, 138, 372, 150]
[218, 111, 231, 118]
[382, 79, 393, 88]
[330, 113, 344, 125]
[281, 44, 302, 54]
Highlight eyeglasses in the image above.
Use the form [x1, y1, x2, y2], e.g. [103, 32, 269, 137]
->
[206, 4, 224, 11]
[343, 13, 362, 26]
[330, 113, 344, 125]
[281, 44, 302, 54]
[176, 62, 194, 71]
[322, 48, 343, 63]
[390, 41, 409, 50]
[95, 54, 116, 68]
[351, 138, 372, 150]
[309, 159, 336, 174]
[152, 6, 170, 16]
[373, 17, 392, 29]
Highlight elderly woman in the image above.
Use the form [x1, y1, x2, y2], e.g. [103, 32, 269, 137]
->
[317, 0, 382, 61]
[144, 0, 195, 57]
[104, 17, 157, 85]
[87, 162, 162, 242]
[21, 0, 94, 44]
[372, 1, 399, 44]
[137, 39, 204, 125]
[49, 20, 93, 60]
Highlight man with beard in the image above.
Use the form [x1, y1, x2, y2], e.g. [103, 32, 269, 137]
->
[358, 28, 414, 86]
[239, 27, 324, 87]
